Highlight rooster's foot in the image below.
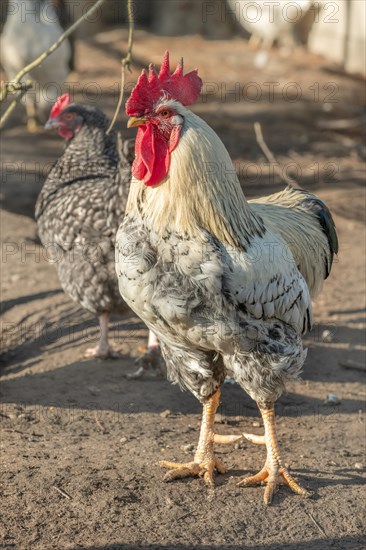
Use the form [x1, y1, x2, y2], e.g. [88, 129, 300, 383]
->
[237, 462, 310, 505]
[159, 456, 226, 487]
[84, 344, 120, 359]
[239, 403, 311, 504]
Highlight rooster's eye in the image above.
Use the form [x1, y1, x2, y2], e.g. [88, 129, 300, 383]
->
[160, 109, 171, 118]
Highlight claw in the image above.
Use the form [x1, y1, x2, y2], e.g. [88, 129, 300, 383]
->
[242, 433, 266, 445]
[159, 457, 226, 487]
[213, 434, 243, 444]
[238, 464, 310, 505]
[84, 344, 120, 359]
[238, 403, 311, 504]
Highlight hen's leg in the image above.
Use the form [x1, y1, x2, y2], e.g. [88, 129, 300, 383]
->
[26, 101, 39, 133]
[160, 389, 241, 487]
[238, 402, 310, 504]
[84, 312, 120, 359]
[127, 331, 164, 379]
[248, 33, 261, 50]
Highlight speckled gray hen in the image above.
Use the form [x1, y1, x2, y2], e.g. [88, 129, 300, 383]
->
[35, 98, 150, 359]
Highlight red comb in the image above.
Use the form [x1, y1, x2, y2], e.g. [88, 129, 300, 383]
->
[126, 51, 202, 116]
[50, 93, 71, 118]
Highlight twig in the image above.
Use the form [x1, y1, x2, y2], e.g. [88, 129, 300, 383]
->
[317, 115, 365, 130]
[0, 88, 29, 130]
[106, 0, 134, 134]
[306, 511, 327, 537]
[254, 122, 300, 188]
[52, 485, 72, 500]
[339, 360, 366, 373]
[94, 413, 107, 433]
[1, 82, 33, 96]
[176, 511, 194, 522]
[0, 0, 106, 104]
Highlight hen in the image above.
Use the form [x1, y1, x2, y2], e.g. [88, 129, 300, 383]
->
[1, 0, 71, 131]
[228, 0, 312, 50]
[36, 94, 160, 368]
[116, 52, 338, 504]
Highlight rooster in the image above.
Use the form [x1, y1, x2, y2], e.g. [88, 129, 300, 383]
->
[1, 0, 71, 132]
[116, 52, 338, 504]
[36, 94, 161, 372]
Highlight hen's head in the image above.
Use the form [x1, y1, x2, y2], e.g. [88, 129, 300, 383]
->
[45, 94, 82, 139]
[45, 94, 110, 139]
[126, 51, 202, 186]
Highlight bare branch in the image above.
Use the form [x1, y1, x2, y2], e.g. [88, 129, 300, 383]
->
[106, 0, 135, 135]
[0, 87, 30, 130]
[254, 121, 300, 188]
[0, 0, 106, 104]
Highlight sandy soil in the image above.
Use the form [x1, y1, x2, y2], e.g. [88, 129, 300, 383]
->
[1, 32, 365, 550]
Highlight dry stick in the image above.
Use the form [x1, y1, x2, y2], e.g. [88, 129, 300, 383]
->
[106, 0, 134, 134]
[254, 121, 300, 188]
[339, 360, 366, 373]
[0, 0, 106, 105]
[52, 485, 73, 500]
[305, 511, 327, 538]
[0, 86, 31, 129]
[94, 413, 107, 433]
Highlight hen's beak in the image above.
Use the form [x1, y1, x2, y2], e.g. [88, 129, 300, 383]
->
[44, 117, 59, 130]
[127, 116, 147, 128]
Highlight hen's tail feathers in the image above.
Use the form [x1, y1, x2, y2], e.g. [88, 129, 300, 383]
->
[294, 187, 339, 279]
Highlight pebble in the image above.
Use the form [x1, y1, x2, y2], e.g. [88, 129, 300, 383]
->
[180, 443, 194, 453]
[252, 421, 261, 428]
[324, 393, 341, 406]
[119, 437, 128, 444]
[160, 410, 171, 418]
[354, 463, 364, 470]
[322, 329, 334, 342]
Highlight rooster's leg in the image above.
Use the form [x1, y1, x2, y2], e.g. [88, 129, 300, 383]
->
[127, 331, 164, 379]
[84, 312, 120, 359]
[160, 388, 241, 487]
[238, 402, 310, 504]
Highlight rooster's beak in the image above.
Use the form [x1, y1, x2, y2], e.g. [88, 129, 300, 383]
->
[127, 116, 147, 128]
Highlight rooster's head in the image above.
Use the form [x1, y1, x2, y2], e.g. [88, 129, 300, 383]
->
[126, 51, 202, 186]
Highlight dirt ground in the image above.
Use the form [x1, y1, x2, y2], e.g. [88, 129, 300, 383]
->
[1, 31, 365, 550]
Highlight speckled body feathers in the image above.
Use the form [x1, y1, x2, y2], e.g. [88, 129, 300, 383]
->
[36, 106, 132, 316]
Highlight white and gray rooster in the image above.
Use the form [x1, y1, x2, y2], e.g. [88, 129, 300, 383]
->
[116, 52, 338, 504]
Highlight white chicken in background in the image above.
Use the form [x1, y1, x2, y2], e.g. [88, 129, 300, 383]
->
[1, 0, 71, 131]
[228, 0, 313, 66]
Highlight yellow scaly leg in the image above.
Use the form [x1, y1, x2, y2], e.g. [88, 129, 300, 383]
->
[238, 402, 311, 505]
[159, 388, 241, 487]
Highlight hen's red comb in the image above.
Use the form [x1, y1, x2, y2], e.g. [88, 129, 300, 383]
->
[50, 93, 71, 118]
[126, 51, 202, 116]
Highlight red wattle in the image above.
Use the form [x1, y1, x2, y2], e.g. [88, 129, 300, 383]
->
[59, 126, 74, 139]
[132, 124, 179, 187]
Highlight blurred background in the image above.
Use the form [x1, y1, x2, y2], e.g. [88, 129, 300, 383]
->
[1, 0, 365, 74]
[0, 3, 365, 548]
